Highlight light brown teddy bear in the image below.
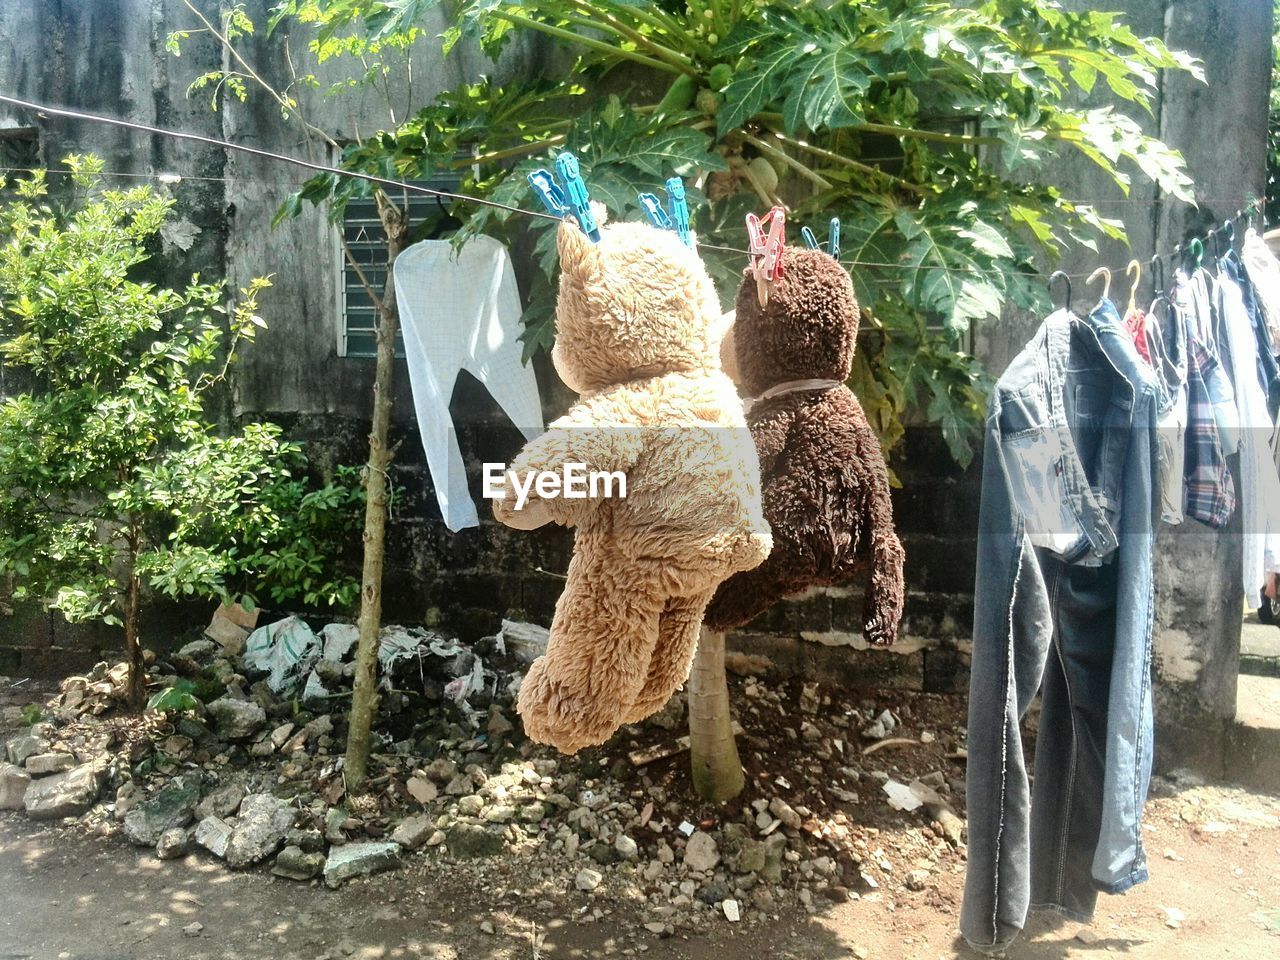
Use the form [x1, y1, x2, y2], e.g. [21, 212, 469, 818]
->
[492, 211, 772, 755]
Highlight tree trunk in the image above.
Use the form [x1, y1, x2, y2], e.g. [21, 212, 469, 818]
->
[122, 533, 145, 711]
[344, 193, 409, 789]
[687, 627, 744, 802]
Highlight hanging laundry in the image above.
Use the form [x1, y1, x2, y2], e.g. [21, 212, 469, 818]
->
[1123, 305, 1152, 363]
[1243, 227, 1280, 351]
[393, 235, 544, 532]
[1213, 254, 1280, 596]
[1179, 266, 1240, 454]
[962, 300, 1159, 953]
[1145, 284, 1188, 525]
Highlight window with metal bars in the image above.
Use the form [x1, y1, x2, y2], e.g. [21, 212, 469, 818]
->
[0, 127, 39, 187]
[338, 175, 462, 358]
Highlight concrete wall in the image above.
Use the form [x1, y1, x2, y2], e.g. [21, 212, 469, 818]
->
[0, 1, 1273, 741]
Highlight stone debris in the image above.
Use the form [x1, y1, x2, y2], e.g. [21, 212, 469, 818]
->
[575, 867, 603, 891]
[682, 831, 720, 872]
[206, 697, 267, 740]
[23, 762, 104, 820]
[124, 773, 203, 846]
[195, 816, 234, 858]
[24, 752, 75, 775]
[225, 793, 296, 869]
[390, 814, 434, 850]
[0, 762, 31, 809]
[156, 827, 190, 860]
[323, 841, 400, 888]
[0, 627, 977, 932]
[273, 845, 326, 881]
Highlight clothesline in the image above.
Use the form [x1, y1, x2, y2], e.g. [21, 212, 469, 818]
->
[0, 92, 1265, 287]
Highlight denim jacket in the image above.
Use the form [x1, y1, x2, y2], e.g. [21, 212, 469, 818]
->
[962, 301, 1159, 951]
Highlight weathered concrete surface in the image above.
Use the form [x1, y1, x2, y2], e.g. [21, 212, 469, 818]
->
[1151, 0, 1272, 774]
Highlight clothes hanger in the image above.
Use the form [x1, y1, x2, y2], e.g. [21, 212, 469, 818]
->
[1049, 270, 1072, 313]
[1223, 219, 1236, 254]
[1144, 254, 1173, 374]
[1125, 259, 1141, 316]
[1087, 265, 1111, 303]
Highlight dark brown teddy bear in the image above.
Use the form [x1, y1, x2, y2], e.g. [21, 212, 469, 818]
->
[703, 246, 905, 646]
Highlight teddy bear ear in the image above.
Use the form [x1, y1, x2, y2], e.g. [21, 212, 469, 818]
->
[556, 217, 598, 273]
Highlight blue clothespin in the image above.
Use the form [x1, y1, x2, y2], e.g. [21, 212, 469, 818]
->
[638, 192, 672, 230]
[665, 177, 691, 247]
[828, 217, 840, 260]
[554, 152, 600, 242]
[527, 169, 567, 218]
[801, 226, 820, 250]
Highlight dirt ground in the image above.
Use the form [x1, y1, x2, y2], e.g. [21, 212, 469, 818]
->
[3, 776, 1279, 960]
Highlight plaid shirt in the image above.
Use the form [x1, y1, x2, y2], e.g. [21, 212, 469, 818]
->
[1183, 336, 1236, 528]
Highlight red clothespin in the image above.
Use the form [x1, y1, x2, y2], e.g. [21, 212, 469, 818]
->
[745, 207, 786, 306]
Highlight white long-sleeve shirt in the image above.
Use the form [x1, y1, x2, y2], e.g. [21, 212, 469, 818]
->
[393, 235, 543, 531]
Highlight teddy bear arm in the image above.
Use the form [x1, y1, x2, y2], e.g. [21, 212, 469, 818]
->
[494, 396, 646, 527]
[845, 404, 906, 646]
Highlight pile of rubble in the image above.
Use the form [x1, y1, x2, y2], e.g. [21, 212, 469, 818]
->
[0, 609, 970, 932]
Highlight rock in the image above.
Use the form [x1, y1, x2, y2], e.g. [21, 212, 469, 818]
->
[487, 706, 514, 739]
[799, 682, 820, 714]
[286, 828, 325, 853]
[178, 639, 216, 660]
[697, 880, 732, 905]
[156, 827, 190, 860]
[445, 823, 504, 859]
[768, 797, 802, 830]
[406, 776, 438, 805]
[483, 804, 516, 824]
[424, 757, 458, 783]
[225, 794, 295, 869]
[520, 802, 547, 823]
[183, 921, 204, 937]
[1075, 928, 1100, 945]
[682, 831, 720, 872]
[206, 698, 267, 740]
[324, 806, 347, 843]
[760, 833, 787, 884]
[456, 794, 485, 817]
[124, 773, 203, 846]
[324, 841, 400, 888]
[722, 899, 741, 922]
[24, 752, 76, 776]
[479, 920, 496, 936]
[444, 774, 472, 796]
[575, 868, 603, 891]
[23, 762, 104, 819]
[391, 814, 435, 850]
[194, 816, 233, 858]
[0, 763, 31, 810]
[196, 781, 244, 820]
[615, 834, 639, 861]
[6, 734, 49, 767]
[273, 845, 326, 881]
[905, 869, 930, 891]
[268, 722, 296, 751]
[113, 781, 139, 818]
[304, 714, 333, 739]
[1163, 906, 1184, 930]
[425, 830, 446, 847]
[731, 839, 767, 874]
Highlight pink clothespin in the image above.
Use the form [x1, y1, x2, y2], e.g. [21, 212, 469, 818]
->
[746, 207, 786, 306]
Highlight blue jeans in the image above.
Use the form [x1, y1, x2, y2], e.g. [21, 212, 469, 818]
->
[961, 301, 1159, 951]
